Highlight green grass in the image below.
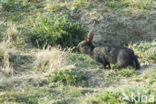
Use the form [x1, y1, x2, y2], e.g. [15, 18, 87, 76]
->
[0, 41, 155, 104]
[0, 0, 156, 104]
[67, 52, 99, 68]
[129, 41, 156, 63]
[28, 14, 87, 48]
[105, 0, 153, 10]
[82, 85, 156, 104]
[47, 68, 88, 87]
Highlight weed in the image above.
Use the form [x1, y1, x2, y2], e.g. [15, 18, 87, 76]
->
[83, 91, 121, 104]
[117, 69, 137, 77]
[47, 69, 88, 87]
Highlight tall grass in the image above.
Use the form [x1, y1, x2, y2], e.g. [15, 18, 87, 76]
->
[33, 46, 69, 71]
[0, 23, 20, 75]
[0, 23, 26, 75]
[0, 42, 14, 75]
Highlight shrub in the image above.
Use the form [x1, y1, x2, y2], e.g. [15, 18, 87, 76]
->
[2, 0, 29, 12]
[47, 69, 88, 86]
[29, 15, 87, 48]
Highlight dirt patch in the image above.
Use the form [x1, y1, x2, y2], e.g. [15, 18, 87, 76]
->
[78, 11, 156, 45]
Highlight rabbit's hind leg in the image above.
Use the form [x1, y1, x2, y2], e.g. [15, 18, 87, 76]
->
[107, 63, 111, 69]
[103, 64, 107, 70]
[103, 62, 111, 70]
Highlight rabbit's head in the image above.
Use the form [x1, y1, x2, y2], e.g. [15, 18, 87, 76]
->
[77, 29, 95, 54]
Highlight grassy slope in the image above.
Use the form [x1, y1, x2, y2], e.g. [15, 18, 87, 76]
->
[0, 0, 156, 104]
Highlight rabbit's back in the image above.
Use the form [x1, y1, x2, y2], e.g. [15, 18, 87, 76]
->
[93, 44, 135, 66]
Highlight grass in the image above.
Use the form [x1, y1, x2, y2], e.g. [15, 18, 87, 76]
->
[47, 68, 88, 86]
[0, 0, 155, 104]
[105, 0, 153, 10]
[82, 85, 156, 104]
[0, 41, 14, 75]
[129, 41, 156, 63]
[0, 40, 155, 104]
[28, 15, 87, 48]
[33, 47, 68, 71]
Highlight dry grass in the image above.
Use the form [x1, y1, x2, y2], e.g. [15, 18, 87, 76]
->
[34, 46, 70, 71]
[0, 42, 14, 75]
[5, 23, 18, 42]
[4, 23, 25, 48]
[0, 23, 19, 75]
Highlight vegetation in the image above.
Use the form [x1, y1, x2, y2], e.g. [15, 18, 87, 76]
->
[83, 85, 156, 104]
[47, 68, 88, 86]
[29, 15, 87, 48]
[0, 0, 155, 104]
[129, 41, 156, 63]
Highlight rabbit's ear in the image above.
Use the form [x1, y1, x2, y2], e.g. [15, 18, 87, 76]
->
[87, 29, 94, 41]
[84, 35, 89, 42]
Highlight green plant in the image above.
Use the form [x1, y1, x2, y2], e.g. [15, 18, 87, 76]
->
[84, 91, 121, 104]
[105, 0, 125, 9]
[29, 15, 87, 48]
[144, 47, 156, 62]
[48, 69, 88, 86]
[68, 87, 82, 97]
[2, 0, 30, 12]
[117, 69, 137, 77]
[104, 0, 152, 10]
[83, 85, 156, 104]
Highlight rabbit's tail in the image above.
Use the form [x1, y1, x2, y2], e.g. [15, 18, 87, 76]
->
[132, 55, 140, 70]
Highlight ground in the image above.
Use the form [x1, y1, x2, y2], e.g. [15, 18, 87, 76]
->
[0, 0, 156, 104]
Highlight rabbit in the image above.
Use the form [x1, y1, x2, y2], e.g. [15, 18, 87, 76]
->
[77, 30, 140, 70]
